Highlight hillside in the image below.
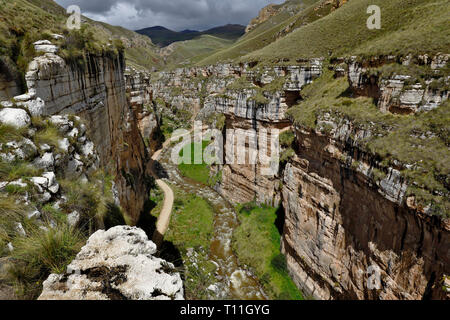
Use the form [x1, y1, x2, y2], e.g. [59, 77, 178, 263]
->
[159, 35, 234, 68]
[0, 0, 163, 74]
[197, 0, 336, 65]
[136, 24, 245, 47]
[245, 0, 450, 62]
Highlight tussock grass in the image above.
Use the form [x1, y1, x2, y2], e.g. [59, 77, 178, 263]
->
[178, 141, 213, 186]
[0, 160, 43, 182]
[163, 185, 216, 300]
[7, 224, 84, 299]
[0, 124, 28, 144]
[33, 125, 62, 150]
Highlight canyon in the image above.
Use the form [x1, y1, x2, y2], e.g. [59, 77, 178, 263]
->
[0, 0, 449, 301]
[147, 55, 449, 299]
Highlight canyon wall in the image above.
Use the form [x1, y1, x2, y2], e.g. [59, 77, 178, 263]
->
[10, 49, 150, 224]
[281, 125, 449, 299]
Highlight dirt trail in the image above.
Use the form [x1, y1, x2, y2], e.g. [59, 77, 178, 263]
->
[148, 132, 191, 247]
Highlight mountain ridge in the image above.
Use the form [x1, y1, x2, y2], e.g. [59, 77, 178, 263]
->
[136, 24, 246, 47]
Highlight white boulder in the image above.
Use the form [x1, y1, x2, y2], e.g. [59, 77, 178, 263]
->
[0, 108, 31, 128]
[38, 226, 184, 300]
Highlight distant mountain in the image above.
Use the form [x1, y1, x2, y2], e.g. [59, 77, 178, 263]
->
[136, 24, 245, 47]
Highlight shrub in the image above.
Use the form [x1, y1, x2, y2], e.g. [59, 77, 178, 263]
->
[271, 253, 288, 273]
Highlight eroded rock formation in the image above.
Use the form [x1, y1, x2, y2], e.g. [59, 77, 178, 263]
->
[38, 226, 184, 300]
[7, 45, 150, 224]
[281, 126, 449, 300]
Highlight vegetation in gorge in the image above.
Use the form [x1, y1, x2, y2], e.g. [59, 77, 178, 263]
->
[232, 203, 303, 300]
[163, 186, 217, 300]
[178, 140, 218, 186]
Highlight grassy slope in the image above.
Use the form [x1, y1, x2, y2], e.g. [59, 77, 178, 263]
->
[164, 185, 217, 300]
[136, 25, 245, 48]
[197, 0, 323, 65]
[233, 203, 304, 300]
[0, 0, 162, 73]
[164, 35, 234, 68]
[246, 0, 450, 62]
[89, 21, 164, 70]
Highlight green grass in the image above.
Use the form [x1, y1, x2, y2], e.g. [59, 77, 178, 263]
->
[0, 124, 28, 144]
[178, 140, 213, 185]
[198, 0, 324, 66]
[0, 160, 43, 182]
[232, 203, 304, 300]
[163, 35, 235, 68]
[246, 0, 450, 63]
[165, 190, 215, 248]
[6, 224, 85, 299]
[163, 186, 217, 300]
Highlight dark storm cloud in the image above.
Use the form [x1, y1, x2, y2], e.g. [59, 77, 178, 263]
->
[54, 0, 285, 31]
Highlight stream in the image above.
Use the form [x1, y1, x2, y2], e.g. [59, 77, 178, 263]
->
[156, 144, 267, 300]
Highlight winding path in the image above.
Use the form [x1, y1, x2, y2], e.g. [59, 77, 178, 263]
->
[148, 135, 185, 247]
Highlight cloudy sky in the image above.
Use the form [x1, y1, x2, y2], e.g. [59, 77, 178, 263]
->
[54, 0, 285, 31]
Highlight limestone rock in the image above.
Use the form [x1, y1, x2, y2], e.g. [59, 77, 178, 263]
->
[38, 226, 184, 300]
[0, 108, 31, 128]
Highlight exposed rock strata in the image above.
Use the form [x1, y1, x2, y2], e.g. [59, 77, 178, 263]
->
[38, 226, 184, 300]
[125, 68, 161, 154]
[281, 126, 449, 300]
[346, 55, 449, 114]
[152, 56, 449, 300]
[6, 51, 150, 223]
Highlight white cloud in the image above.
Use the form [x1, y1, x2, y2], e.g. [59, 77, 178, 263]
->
[55, 0, 285, 31]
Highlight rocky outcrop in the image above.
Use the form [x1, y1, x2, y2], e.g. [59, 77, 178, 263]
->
[245, 4, 280, 33]
[5, 45, 150, 224]
[281, 124, 449, 300]
[38, 226, 184, 300]
[346, 55, 449, 114]
[125, 68, 161, 154]
[0, 112, 101, 228]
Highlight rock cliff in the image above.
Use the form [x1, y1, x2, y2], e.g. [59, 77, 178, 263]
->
[281, 126, 449, 299]
[5, 41, 150, 224]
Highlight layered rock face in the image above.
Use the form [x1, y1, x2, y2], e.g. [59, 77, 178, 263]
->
[39, 226, 184, 300]
[347, 54, 449, 114]
[245, 4, 280, 33]
[0, 58, 22, 100]
[281, 124, 449, 300]
[152, 54, 449, 300]
[125, 68, 161, 154]
[9, 50, 149, 223]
